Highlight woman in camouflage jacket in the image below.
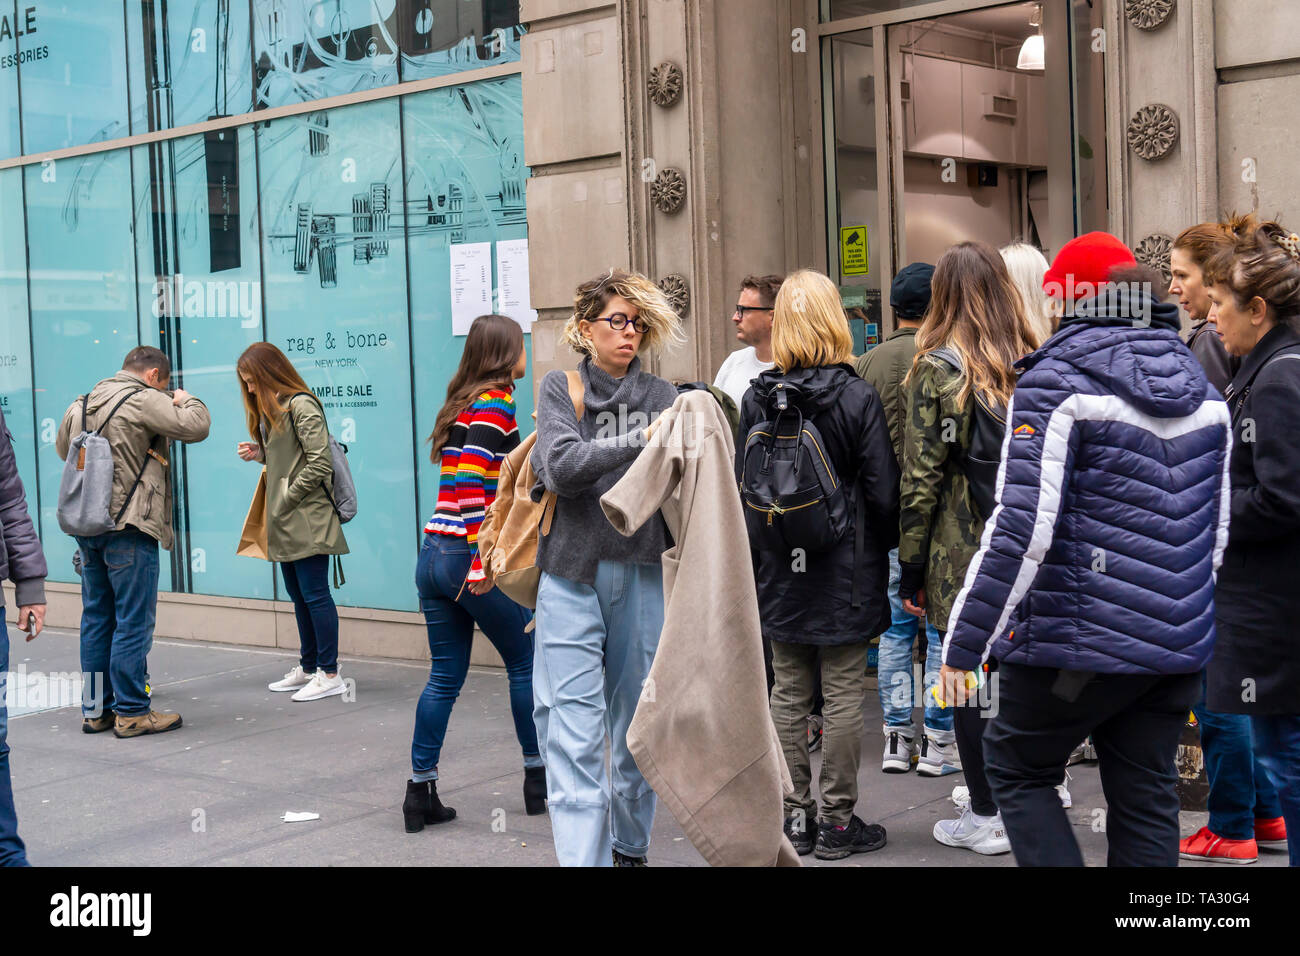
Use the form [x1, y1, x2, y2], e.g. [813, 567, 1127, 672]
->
[897, 242, 1039, 855]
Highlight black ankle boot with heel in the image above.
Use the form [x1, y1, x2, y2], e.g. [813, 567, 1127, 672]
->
[403, 779, 457, 832]
[523, 766, 547, 816]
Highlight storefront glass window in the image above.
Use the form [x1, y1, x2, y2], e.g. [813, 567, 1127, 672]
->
[126, 0, 255, 132]
[403, 75, 532, 531]
[18, 2, 131, 154]
[822, 0, 942, 22]
[257, 96, 416, 611]
[132, 125, 273, 600]
[0, 2, 21, 159]
[0, 168, 37, 511]
[26, 150, 140, 584]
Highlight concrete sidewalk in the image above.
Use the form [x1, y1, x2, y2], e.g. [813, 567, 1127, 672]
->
[4, 626, 1283, 867]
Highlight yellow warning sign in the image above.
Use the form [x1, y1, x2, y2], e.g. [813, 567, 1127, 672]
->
[840, 226, 868, 276]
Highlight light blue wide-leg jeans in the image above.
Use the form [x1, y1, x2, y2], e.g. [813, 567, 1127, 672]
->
[533, 561, 664, 866]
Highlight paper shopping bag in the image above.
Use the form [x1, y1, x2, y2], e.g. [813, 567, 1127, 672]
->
[237, 469, 269, 560]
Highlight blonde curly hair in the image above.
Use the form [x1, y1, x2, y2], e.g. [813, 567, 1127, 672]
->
[561, 268, 685, 358]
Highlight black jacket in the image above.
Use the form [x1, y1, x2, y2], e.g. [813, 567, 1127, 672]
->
[737, 364, 899, 645]
[1208, 322, 1300, 714]
[1186, 319, 1240, 397]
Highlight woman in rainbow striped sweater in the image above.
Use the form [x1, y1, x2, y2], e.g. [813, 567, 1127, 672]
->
[403, 314, 543, 833]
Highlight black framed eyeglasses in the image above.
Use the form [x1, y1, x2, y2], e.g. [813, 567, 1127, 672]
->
[595, 312, 650, 334]
[735, 305, 774, 319]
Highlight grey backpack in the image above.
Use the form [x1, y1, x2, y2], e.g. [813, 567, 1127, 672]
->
[57, 389, 148, 536]
[287, 392, 357, 523]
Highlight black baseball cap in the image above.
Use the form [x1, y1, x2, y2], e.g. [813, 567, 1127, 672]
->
[890, 263, 935, 320]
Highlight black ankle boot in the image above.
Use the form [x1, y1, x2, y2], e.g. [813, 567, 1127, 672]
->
[523, 765, 547, 816]
[403, 779, 456, 832]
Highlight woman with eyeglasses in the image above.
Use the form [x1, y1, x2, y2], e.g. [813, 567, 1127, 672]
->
[530, 268, 684, 867]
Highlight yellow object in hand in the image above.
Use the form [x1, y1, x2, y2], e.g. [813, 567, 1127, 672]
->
[929, 671, 981, 709]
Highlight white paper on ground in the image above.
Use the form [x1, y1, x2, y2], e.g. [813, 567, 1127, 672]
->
[450, 241, 493, 336]
[282, 811, 320, 823]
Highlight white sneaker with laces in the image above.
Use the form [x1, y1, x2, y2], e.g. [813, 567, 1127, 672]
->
[881, 728, 916, 773]
[269, 665, 315, 692]
[933, 806, 1011, 855]
[291, 671, 346, 702]
[916, 734, 962, 776]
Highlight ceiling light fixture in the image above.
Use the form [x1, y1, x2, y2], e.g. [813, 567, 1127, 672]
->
[1017, 3, 1045, 71]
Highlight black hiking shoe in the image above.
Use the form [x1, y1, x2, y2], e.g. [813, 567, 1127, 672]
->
[815, 815, 887, 860]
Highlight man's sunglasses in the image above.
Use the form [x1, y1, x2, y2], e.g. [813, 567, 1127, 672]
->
[735, 305, 774, 318]
[594, 312, 650, 333]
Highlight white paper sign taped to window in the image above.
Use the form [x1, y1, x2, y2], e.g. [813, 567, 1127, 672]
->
[450, 241, 493, 336]
[495, 238, 536, 333]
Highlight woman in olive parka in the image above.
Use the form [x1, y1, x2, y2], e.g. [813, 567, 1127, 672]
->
[898, 242, 1039, 855]
[236, 342, 349, 703]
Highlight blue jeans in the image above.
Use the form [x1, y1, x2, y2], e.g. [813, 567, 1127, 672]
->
[1194, 671, 1282, 839]
[877, 549, 952, 737]
[281, 554, 339, 674]
[0, 623, 30, 866]
[77, 528, 160, 717]
[411, 533, 540, 779]
[1251, 714, 1300, 867]
[534, 563, 664, 866]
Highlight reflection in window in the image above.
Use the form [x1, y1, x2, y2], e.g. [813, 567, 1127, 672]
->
[0, 12, 19, 159]
[397, 0, 522, 81]
[126, 0, 255, 133]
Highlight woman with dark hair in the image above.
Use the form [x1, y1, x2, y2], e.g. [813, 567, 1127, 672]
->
[236, 343, 348, 703]
[1169, 216, 1285, 865]
[897, 241, 1039, 855]
[1171, 221, 1243, 395]
[1203, 221, 1300, 867]
[403, 314, 539, 832]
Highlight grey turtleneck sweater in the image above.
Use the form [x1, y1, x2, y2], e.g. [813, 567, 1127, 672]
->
[531, 355, 677, 586]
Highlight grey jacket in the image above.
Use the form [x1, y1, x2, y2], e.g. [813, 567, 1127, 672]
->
[1186, 320, 1240, 396]
[531, 356, 677, 586]
[0, 406, 47, 607]
[56, 372, 211, 550]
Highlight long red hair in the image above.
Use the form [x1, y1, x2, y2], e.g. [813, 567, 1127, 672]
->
[236, 342, 314, 440]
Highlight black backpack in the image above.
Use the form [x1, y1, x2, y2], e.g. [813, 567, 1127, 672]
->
[739, 380, 851, 553]
[929, 347, 1008, 521]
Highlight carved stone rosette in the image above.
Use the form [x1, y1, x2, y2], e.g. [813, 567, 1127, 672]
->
[658, 274, 690, 318]
[1134, 234, 1174, 286]
[1125, 0, 1175, 31]
[1126, 104, 1179, 160]
[650, 168, 687, 214]
[648, 62, 683, 108]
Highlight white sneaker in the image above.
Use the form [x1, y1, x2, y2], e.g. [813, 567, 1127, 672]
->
[916, 734, 962, 776]
[951, 785, 970, 809]
[881, 728, 916, 773]
[269, 665, 315, 692]
[933, 806, 1011, 855]
[291, 671, 346, 702]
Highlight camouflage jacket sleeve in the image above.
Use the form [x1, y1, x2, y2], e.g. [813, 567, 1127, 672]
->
[898, 357, 960, 568]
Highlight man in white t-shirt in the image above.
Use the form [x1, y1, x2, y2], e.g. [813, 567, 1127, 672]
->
[713, 274, 784, 409]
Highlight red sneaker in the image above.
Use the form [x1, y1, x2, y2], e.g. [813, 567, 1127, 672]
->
[1179, 826, 1258, 864]
[1255, 816, 1288, 849]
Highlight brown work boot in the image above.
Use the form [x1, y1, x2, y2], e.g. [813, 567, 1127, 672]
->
[113, 711, 183, 738]
[82, 713, 116, 734]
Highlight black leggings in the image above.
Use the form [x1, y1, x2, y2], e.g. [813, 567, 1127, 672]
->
[954, 699, 996, 816]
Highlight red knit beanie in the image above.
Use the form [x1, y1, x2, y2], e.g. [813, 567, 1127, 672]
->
[1042, 232, 1137, 301]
